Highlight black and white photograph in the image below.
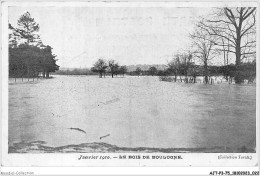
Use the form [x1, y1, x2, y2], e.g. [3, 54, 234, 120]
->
[1, 0, 259, 172]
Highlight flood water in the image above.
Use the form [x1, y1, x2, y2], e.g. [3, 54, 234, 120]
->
[8, 75, 256, 152]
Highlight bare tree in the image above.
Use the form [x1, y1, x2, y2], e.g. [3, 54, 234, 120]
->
[179, 52, 193, 82]
[168, 52, 193, 83]
[167, 54, 180, 82]
[197, 7, 256, 83]
[220, 36, 230, 66]
[190, 26, 216, 84]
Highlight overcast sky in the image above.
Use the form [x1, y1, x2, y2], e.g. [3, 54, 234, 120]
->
[9, 7, 211, 68]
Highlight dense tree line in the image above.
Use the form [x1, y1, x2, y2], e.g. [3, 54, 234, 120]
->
[163, 56, 255, 84]
[9, 12, 59, 78]
[190, 7, 256, 84]
[162, 7, 256, 84]
[54, 68, 97, 75]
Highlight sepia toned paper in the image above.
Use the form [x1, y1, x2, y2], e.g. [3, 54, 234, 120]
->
[1, 0, 259, 174]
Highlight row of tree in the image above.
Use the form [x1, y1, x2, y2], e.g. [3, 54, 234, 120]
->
[188, 7, 256, 84]
[128, 66, 158, 76]
[54, 68, 96, 75]
[9, 12, 59, 78]
[91, 58, 127, 78]
[91, 59, 164, 77]
[90, 8, 256, 84]
[90, 55, 255, 83]
[166, 51, 255, 83]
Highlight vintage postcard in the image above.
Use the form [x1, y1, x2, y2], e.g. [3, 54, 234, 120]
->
[1, 0, 259, 175]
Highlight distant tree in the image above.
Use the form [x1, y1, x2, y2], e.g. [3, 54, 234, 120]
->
[135, 67, 142, 76]
[55, 68, 96, 75]
[174, 52, 193, 82]
[157, 70, 166, 76]
[191, 23, 216, 84]
[91, 58, 108, 78]
[15, 12, 42, 45]
[188, 65, 202, 83]
[108, 60, 119, 78]
[119, 65, 127, 77]
[168, 55, 181, 82]
[148, 66, 158, 76]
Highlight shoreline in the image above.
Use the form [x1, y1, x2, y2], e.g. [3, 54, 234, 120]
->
[9, 141, 255, 153]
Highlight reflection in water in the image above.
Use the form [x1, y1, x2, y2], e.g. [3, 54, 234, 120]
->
[8, 76, 256, 152]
